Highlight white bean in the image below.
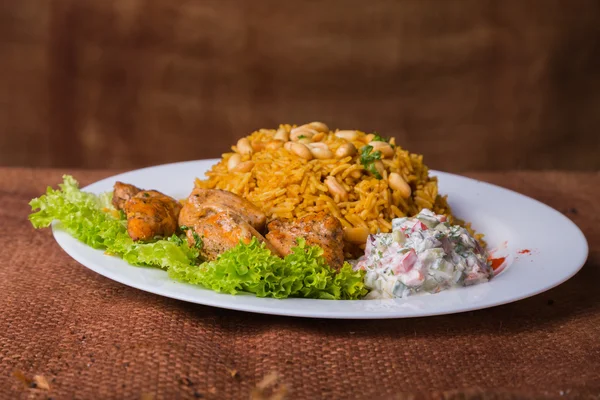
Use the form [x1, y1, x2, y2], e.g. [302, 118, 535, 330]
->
[370, 141, 394, 158]
[307, 142, 328, 150]
[388, 172, 411, 198]
[231, 160, 255, 173]
[227, 154, 242, 171]
[290, 128, 318, 142]
[312, 132, 326, 142]
[334, 130, 359, 141]
[237, 138, 253, 155]
[325, 176, 348, 200]
[374, 160, 385, 178]
[335, 142, 357, 158]
[290, 142, 313, 160]
[274, 128, 289, 142]
[305, 121, 329, 132]
[310, 147, 334, 160]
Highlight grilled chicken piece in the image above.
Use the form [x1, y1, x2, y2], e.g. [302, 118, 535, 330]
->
[266, 212, 345, 270]
[112, 182, 141, 210]
[181, 188, 266, 232]
[184, 206, 279, 260]
[122, 190, 182, 241]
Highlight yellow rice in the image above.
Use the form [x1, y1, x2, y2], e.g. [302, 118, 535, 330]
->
[195, 124, 480, 250]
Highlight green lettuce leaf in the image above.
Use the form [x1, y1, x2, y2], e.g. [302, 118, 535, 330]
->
[28, 175, 199, 270]
[168, 238, 368, 300]
[29, 176, 367, 300]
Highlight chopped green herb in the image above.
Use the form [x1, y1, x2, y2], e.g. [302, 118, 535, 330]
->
[143, 192, 150, 197]
[192, 231, 203, 250]
[359, 145, 383, 179]
[180, 225, 202, 250]
[448, 226, 462, 240]
[297, 135, 306, 139]
[170, 234, 184, 246]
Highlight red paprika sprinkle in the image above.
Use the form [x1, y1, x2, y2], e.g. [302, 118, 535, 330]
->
[518, 249, 531, 254]
[490, 257, 506, 271]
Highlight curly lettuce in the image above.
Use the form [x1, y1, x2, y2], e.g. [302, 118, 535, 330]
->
[29, 176, 367, 300]
[168, 238, 367, 300]
[29, 175, 199, 270]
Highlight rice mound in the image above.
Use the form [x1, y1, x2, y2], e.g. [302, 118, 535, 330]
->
[195, 124, 473, 252]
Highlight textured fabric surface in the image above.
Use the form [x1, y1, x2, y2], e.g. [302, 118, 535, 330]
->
[0, 168, 598, 399]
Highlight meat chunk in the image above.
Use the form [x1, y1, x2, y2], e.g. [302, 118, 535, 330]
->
[185, 206, 279, 260]
[122, 190, 182, 241]
[266, 212, 345, 270]
[112, 182, 141, 210]
[181, 188, 266, 232]
[179, 189, 274, 260]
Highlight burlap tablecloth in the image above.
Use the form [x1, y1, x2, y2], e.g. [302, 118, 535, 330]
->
[1, 168, 598, 399]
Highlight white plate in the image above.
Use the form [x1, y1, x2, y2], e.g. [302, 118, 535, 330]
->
[52, 160, 588, 319]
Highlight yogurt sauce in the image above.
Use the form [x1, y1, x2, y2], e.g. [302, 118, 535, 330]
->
[355, 209, 492, 299]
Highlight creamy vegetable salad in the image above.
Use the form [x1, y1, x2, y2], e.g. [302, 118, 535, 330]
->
[355, 209, 493, 299]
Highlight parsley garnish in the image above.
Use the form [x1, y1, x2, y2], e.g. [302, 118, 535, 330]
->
[297, 135, 306, 139]
[372, 134, 387, 142]
[179, 225, 202, 249]
[359, 145, 383, 179]
[192, 231, 203, 250]
[179, 225, 204, 250]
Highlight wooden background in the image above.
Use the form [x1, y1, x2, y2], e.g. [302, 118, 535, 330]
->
[1, 0, 599, 171]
